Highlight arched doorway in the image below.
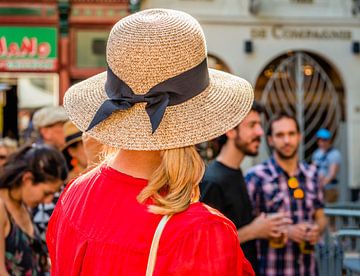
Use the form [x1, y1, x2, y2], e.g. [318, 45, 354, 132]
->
[207, 54, 231, 73]
[255, 51, 346, 163]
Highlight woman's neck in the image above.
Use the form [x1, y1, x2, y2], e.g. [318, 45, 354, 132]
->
[0, 188, 23, 209]
[109, 150, 162, 180]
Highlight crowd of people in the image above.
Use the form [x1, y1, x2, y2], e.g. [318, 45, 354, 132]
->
[0, 8, 352, 276]
[0, 105, 106, 274]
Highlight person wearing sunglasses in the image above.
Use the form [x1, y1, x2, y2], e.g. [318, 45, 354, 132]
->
[245, 112, 327, 276]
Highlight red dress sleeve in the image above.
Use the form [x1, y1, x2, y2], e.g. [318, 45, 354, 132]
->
[155, 218, 255, 276]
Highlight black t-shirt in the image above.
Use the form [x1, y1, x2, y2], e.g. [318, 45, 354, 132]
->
[200, 160, 258, 274]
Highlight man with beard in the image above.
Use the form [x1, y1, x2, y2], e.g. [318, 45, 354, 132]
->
[245, 112, 327, 276]
[200, 102, 289, 275]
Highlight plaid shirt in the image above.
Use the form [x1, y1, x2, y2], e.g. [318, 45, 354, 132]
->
[245, 156, 324, 276]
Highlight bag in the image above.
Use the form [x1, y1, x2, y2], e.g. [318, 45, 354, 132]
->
[146, 215, 172, 276]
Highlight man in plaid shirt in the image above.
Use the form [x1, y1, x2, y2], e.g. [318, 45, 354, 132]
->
[245, 112, 327, 276]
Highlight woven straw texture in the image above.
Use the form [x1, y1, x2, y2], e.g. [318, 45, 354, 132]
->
[64, 9, 254, 150]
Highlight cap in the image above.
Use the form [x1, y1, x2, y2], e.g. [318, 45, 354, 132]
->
[61, 121, 83, 152]
[316, 128, 332, 140]
[32, 106, 68, 130]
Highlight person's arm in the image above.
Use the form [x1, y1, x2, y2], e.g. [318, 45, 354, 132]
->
[237, 213, 291, 243]
[321, 163, 340, 186]
[242, 172, 292, 243]
[288, 223, 308, 244]
[303, 209, 328, 245]
[306, 165, 328, 244]
[321, 150, 341, 187]
[0, 202, 10, 276]
[237, 222, 257, 243]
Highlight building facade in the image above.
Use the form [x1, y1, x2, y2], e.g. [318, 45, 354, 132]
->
[142, 0, 360, 199]
[0, 0, 132, 141]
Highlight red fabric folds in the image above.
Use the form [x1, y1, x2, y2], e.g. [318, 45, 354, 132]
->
[47, 165, 254, 276]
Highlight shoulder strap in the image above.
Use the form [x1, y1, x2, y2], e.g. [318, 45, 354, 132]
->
[146, 215, 172, 276]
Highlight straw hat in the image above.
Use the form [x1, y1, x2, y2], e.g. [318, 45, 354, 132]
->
[61, 121, 83, 152]
[64, 9, 253, 150]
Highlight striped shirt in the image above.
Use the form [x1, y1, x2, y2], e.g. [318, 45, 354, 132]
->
[245, 156, 324, 276]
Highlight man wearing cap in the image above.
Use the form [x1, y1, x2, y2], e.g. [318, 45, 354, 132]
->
[32, 106, 68, 150]
[312, 128, 342, 203]
[32, 106, 68, 240]
[246, 112, 327, 276]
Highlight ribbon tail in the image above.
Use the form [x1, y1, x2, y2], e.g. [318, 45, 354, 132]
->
[146, 95, 170, 134]
[86, 100, 129, 131]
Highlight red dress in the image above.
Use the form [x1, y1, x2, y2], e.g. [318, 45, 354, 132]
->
[47, 165, 254, 276]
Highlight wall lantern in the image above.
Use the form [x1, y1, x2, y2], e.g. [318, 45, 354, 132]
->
[352, 41, 360, 54]
[244, 40, 253, 54]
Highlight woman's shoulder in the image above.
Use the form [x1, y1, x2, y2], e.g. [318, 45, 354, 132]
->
[156, 202, 253, 275]
[0, 196, 6, 219]
[0, 196, 9, 233]
[161, 202, 238, 246]
[61, 166, 102, 198]
[168, 202, 237, 232]
[182, 201, 235, 226]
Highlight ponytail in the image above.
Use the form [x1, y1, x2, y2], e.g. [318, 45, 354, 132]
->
[137, 146, 205, 215]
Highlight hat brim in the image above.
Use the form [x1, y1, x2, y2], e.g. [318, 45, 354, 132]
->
[61, 136, 83, 152]
[63, 68, 253, 150]
[317, 136, 331, 140]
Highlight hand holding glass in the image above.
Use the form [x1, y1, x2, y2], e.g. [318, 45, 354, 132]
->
[267, 212, 292, 249]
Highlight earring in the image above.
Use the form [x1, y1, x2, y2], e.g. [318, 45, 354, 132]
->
[71, 158, 78, 168]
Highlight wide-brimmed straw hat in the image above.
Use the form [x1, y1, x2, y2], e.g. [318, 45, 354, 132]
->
[64, 9, 253, 150]
[61, 121, 83, 152]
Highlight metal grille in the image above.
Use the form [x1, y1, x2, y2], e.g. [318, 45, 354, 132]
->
[260, 52, 342, 161]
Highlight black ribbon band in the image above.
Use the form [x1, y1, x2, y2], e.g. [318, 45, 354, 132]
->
[86, 58, 209, 133]
[65, 132, 82, 144]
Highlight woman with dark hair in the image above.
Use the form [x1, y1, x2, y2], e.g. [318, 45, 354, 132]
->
[0, 144, 67, 275]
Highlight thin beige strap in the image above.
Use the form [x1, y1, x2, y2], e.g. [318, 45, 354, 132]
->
[146, 215, 172, 276]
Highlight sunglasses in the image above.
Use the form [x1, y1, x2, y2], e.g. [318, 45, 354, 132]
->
[287, 177, 304, 200]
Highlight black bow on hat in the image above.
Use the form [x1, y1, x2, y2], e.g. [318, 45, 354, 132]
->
[86, 58, 209, 134]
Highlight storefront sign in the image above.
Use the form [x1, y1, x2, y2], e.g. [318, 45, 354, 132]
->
[251, 25, 352, 40]
[0, 27, 57, 71]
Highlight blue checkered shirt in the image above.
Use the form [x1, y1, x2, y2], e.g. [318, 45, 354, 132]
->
[245, 156, 324, 276]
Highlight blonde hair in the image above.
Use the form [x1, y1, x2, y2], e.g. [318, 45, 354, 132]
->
[137, 146, 205, 215]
